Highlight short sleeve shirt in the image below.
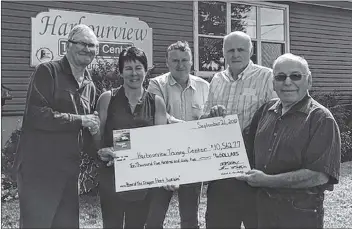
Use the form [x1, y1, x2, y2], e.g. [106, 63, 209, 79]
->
[147, 73, 209, 121]
[253, 95, 341, 191]
[204, 60, 276, 131]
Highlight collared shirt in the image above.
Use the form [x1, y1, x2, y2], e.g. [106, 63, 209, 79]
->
[147, 72, 209, 122]
[204, 60, 276, 130]
[249, 95, 341, 192]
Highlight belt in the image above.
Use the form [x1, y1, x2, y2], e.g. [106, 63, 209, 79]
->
[260, 188, 324, 202]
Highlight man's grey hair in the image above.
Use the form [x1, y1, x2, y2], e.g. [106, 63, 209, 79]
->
[273, 53, 311, 76]
[166, 41, 192, 60]
[68, 24, 97, 41]
[223, 31, 253, 52]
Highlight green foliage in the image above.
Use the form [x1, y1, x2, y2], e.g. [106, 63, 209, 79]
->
[90, 58, 123, 98]
[198, 1, 227, 36]
[311, 91, 352, 162]
[198, 2, 253, 71]
[79, 152, 100, 195]
[341, 131, 352, 162]
[90, 57, 155, 96]
[1, 129, 20, 202]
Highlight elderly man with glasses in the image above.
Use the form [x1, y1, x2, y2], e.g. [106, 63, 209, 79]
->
[238, 53, 341, 228]
[15, 24, 100, 228]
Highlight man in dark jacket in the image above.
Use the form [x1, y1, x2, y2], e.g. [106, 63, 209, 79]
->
[15, 24, 100, 228]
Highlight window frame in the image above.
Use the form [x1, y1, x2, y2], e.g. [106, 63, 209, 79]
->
[193, 1, 290, 78]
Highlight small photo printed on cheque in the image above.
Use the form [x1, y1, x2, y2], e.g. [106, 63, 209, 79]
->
[113, 129, 131, 151]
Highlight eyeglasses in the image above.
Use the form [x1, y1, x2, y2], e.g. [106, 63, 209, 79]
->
[68, 40, 98, 50]
[274, 73, 305, 81]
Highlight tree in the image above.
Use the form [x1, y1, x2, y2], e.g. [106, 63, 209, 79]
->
[198, 2, 253, 71]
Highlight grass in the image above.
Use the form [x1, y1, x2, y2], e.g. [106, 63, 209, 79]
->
[2, 161, 352, 228]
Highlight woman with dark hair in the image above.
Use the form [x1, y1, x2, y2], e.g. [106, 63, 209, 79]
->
[95, 46, 167, 228]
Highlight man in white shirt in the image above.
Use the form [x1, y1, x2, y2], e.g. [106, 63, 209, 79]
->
[146, 41, 209, 229]
[203, 31, 276, 229]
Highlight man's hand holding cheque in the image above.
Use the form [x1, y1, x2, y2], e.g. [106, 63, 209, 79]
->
[235, 169, 269, 187]
[200, 105, 227, 119]
[209, 105, 227, 118]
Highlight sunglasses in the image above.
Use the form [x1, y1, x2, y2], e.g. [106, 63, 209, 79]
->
[68, 40, 98, 50]
[274, 73, 304, 81]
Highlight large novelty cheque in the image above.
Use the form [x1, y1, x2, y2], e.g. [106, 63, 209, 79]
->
[113, 114, 250, 192]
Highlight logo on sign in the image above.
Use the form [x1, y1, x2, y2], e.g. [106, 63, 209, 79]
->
[36, 48, 54, 63]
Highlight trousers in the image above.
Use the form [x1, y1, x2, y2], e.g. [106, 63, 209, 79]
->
[18, 169, 79, 228]
[206, 178, 258, 229]
[256, 189, 324, 228]
[145, 183, 201, 229]
[99, 167, 150, 229]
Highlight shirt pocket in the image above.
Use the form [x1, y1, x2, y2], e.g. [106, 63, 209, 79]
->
[238, 94, 259, 114]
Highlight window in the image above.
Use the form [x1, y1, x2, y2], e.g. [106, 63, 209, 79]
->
[194, 1, 289, 77]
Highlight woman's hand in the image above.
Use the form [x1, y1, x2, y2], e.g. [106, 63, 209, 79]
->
[98, 147, 129, 167]
[98, 147, 115, 166]
[98, 147, 114, 160]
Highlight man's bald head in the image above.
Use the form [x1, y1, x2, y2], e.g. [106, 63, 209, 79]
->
[223, 31, 253, 53]
[273, 53, 311, 76]
[272, 53, 312, 108]
[223, 31, 253, 74]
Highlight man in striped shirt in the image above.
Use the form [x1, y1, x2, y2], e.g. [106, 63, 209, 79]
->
[204, 31, 277, 229]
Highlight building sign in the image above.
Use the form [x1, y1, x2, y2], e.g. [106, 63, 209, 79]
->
[31, 9, 153, 69]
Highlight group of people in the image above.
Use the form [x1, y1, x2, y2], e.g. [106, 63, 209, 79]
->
[15, 24, 341, 229]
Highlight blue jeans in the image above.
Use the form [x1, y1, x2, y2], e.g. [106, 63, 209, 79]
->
[257, 189, 324, 228]
[145, 183, 201, 229]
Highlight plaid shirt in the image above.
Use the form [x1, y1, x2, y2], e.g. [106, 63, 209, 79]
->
[204, 61, 277, 131]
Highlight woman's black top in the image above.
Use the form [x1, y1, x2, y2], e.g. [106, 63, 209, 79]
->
[101, 86, 155, 201]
